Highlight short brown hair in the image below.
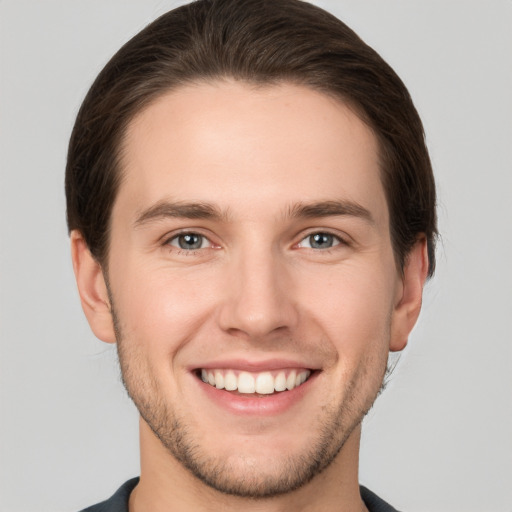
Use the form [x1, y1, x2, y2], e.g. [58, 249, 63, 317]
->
[66, 0, 437, 275]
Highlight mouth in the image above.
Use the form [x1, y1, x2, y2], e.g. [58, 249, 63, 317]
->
[196, 368, 313, 395]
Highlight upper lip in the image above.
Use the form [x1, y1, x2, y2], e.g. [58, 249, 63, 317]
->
[189, 358, 319, 372]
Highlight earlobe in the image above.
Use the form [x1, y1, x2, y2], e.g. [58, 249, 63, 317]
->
[389, 237, 429, 352]
[70, 230, 116, 344]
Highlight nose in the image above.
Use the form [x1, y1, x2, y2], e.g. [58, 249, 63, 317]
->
[217, 247, 299, 340]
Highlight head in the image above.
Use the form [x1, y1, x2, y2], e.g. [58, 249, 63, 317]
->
[66, 0, 436, 274]
[67, 0, 436, 501]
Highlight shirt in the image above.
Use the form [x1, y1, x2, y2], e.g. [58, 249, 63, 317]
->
[79, 478, 400, 511]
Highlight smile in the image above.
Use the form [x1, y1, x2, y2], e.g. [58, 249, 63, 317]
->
[199, 369, 312, 394]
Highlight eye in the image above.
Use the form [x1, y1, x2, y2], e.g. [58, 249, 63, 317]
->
[298, 232, 341, 249]
[168, 233, 211, 250]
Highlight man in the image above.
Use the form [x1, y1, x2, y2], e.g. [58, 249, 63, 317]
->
[66, 0, 436, 510]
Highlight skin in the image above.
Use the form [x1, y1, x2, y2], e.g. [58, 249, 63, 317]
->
[71, 81, 428, 512]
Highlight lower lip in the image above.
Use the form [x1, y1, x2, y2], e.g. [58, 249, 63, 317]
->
[195, 372, 318, 416]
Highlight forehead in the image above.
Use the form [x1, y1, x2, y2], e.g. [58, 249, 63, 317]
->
[117, 80, 388, 227]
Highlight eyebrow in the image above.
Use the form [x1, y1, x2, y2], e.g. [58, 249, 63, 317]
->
[134, 198, 374, 227]
[288, 200, 374, 224]
[134, 200, 227, 227]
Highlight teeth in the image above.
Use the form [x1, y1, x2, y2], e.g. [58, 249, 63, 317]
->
[214, 370, 224, 389]
[224, 371, 237, 391]
[238, 372, 255, 393]
[296, 371, 308, 386]
[255, 372, 274, 394]
[286, 370, 296, 390]
[200, 368, 311, 394]
[274, 371, 287, 392]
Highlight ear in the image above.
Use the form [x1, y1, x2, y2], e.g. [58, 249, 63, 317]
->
[70, 230, 116, 344]
[389, 236, 429, 352]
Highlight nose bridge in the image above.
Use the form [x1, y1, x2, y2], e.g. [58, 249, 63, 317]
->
[218, 238, 297, 338]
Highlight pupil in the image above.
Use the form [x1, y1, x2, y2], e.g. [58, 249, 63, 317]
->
[310, 233, 332, 249]
[179, 234, 202, 249]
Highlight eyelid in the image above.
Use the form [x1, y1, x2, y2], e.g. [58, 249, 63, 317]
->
[168, 234, 211, 249]
[158, 227, 350, 252]
[161, 228, 219, 249]
[295, 229, 350, 249]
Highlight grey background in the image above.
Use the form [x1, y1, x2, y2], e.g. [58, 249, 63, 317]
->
[1, 1, 511, 511]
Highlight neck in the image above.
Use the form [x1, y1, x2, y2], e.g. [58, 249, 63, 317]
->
[130, 417, 368, 512]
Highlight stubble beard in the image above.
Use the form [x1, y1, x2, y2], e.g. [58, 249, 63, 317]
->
[110, 301, 387, 499]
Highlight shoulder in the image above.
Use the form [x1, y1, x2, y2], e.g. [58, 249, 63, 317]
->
[360, 485, 401, 512]
[79, 479, 397, 511]
[78, 478, 139, 512]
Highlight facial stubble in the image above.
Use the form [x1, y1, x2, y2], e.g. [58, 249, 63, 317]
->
[108, 292, 387, 499]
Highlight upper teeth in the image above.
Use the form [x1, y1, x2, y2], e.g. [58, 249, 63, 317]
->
[200, 369, 311, 394]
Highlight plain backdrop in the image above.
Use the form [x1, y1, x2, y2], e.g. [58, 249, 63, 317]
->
[1, 1, 511, 511]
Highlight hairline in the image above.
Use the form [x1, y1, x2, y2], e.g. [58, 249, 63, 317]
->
[97, 77, 411, 276]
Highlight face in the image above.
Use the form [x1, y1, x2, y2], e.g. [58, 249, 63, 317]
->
[78, 81, 422, 498]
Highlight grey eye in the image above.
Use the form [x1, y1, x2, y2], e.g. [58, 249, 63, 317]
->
[310, 233, 334, 248]
[170, 233, 207, 250]
[299, 232, 341, 249]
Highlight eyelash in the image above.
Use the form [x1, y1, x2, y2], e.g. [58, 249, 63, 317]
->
[163, 230, 348, 255]
[296, 231, 347, 251]
[164, 231, 215, 254]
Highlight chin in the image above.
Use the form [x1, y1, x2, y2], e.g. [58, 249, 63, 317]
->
[139, 396, 358, 499]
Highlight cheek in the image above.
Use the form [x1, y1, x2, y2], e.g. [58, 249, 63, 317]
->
[302, 261, 396, 351]
[111, 265, 218, 352]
